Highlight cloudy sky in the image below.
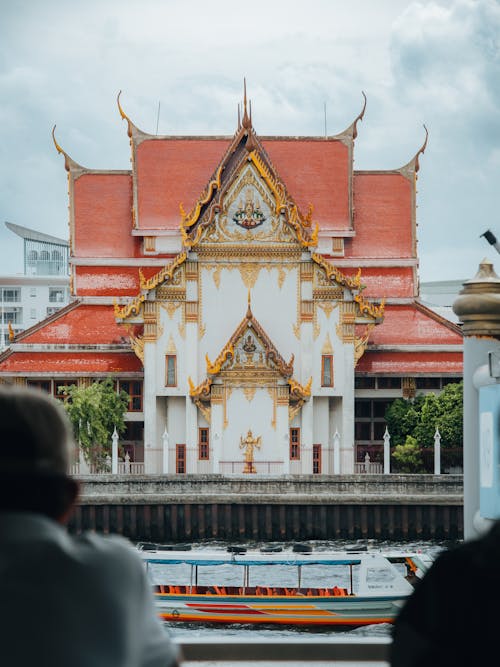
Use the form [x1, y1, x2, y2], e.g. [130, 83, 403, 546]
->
[0, 0, 498, 284]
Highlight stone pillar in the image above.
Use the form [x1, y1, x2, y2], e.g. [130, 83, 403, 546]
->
[333, 429, 340, 474]
[453, 258, 500, 540]
[434, 428, 441, 475]
[383, 427, 391, 475]
[111, 427, 118, 474]
[162, 427, 169, 474]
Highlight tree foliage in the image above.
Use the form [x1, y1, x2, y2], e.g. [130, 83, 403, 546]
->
[385, 381, 463, 471]
[392, 435, 425, 473]
[60, 378, 129, 471]
[385, 382, 463, 449]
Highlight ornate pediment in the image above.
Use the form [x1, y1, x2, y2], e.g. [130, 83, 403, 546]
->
[189, 296, 310, 417]
[180, 88, 318, 251]
[199, 163, 300, 247]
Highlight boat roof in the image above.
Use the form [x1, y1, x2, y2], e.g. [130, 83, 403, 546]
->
[139, 548, 430, 568]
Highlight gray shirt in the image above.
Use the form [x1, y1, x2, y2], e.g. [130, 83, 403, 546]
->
[0, 512, 179, 667]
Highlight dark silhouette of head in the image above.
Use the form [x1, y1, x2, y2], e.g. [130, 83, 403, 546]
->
[0, 384, 79, 520]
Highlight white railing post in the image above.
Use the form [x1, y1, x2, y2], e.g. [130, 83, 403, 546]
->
[333, 429, 340, 474]
[434, 427, 441, 475]
[383, 427, 391, 474]
[162, 426, 169, 474]
[111, 427, 118, 474]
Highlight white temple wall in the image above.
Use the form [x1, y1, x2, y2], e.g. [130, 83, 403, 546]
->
[166, 396, 186, 470]
[143, 341, 159, 473]
[199, 264, 299, 376]
[313, 396, 330, 463]
[340, 343, 355, 473]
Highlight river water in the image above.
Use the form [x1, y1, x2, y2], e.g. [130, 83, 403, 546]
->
[146, 537, 459, 666]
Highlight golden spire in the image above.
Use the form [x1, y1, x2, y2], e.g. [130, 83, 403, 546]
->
[242, 78, 251, 130]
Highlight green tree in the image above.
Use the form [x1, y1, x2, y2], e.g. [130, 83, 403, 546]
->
[384, 381, 463, 472]
[384, 394, 426, 447]
[60, 378, 129, 471]
[392, 435, 425, 473]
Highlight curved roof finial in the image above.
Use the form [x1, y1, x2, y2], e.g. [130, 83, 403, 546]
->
[51, 125, 84, 173]
[414, 124, 429, 174]
[352, 91, 367, 140]
[117, 90, 135, 138]
[242, 77, 251, 130]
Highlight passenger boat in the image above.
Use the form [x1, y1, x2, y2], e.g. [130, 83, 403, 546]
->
[138, 544, 433, 627]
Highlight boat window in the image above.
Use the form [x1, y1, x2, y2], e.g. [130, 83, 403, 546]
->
[366, 566, 396, 584]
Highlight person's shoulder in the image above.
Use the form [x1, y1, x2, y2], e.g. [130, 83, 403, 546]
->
[69, 532, 144, 575]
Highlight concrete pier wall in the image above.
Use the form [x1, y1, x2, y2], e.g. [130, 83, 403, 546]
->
[70, 474, 463, 541]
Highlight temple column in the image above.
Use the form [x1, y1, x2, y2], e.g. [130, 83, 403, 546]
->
[143, 341, 159, 473]
[211, 385, 224, 473]
[277, 385, 290, 474]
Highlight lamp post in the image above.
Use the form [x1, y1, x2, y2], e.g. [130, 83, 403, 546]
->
[453, 258, 500, 539]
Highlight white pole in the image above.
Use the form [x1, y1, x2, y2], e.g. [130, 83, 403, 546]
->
[383, 427, 391, 475]
[162, 426, 169, 474]
[333, 429, 340, 474]
[111, 427, 118, 474]
[434, 427, 441, 475]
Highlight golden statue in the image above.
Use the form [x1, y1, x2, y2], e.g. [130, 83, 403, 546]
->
[239, 429, 261, 473]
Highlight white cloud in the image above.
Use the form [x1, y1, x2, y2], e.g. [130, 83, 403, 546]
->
[0, 0, 498, 282]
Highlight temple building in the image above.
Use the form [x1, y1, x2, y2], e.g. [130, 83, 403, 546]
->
[0, 90, 463, 474]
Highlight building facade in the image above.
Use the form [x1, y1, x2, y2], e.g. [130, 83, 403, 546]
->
[0, 92, 463, 474]
[0, 223, 70, 349]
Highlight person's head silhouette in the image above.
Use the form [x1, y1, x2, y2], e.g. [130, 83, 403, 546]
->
[0, 384, 78, 521]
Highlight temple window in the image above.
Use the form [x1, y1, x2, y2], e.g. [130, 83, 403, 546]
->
[313, 444, 322, 474]
[378, 377, 402, 389]
[26, 379, 52, 393]
[321, 355, 333, 387]
[198, 427, 209, 460]
[119, 380, 143, 411]
[290, 427, 300, 460]
[165, 355, 177, 386]
[176, 444, 186, 473]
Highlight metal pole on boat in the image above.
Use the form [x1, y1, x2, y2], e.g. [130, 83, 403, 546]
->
[349, 564, 353, 595]
[298, 565, 302, 589]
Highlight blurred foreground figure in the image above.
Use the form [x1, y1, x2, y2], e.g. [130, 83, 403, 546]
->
[391, 522, 500, 667]
[0, 385, 181, 667]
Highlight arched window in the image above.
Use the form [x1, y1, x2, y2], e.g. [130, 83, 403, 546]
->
[52, 250, 62, 261]
[40, 250, 50, 261]
[28, 250, 38, 261]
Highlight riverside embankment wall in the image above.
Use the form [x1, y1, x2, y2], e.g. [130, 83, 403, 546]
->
[70, 474, 463, 541]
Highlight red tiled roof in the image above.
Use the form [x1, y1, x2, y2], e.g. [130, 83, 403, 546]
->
[350, 172, 413, 258]
[17, 304, 135, 345]
[365, 304, 462, 346]
[0, 351, 141, 373]
[136, 139, 230, 229]
[262, 139, 350, 228]
[74, 173, 140, 258]
[356, 351, 463, 374]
